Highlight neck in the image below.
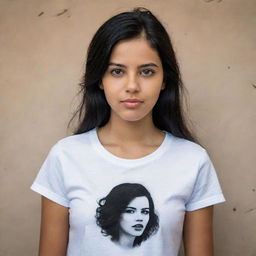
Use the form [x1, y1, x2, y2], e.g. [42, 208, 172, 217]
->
[98, 113, 162, 144]
[118, 233, 135, 248]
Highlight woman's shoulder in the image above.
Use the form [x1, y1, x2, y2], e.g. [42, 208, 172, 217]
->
[52, 129, 95, 152]
[166, 132, 208, 158]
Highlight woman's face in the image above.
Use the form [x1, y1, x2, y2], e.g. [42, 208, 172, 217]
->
[119, 196, 150, 237]
[101, 37, 164, 123]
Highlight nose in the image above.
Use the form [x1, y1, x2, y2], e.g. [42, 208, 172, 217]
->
[125, 73, 140, 93]
[135, 213, 144, 222]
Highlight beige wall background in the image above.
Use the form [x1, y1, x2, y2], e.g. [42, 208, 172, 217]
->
[0, 0, 255, 255]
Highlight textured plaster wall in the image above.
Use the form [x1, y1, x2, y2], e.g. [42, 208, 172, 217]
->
[0, 0, 255, 255]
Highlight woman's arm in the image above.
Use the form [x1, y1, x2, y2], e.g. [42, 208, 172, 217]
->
[39, 196, 69, 256]
[183, 206, 214, 256]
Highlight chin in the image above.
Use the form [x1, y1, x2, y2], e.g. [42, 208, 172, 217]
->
[123, 117, 145, 122]
[117, 112, 152, 123]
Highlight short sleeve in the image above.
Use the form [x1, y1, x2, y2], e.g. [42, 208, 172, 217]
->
[30, 143, 70, 207]
[185, 150, 225, 211]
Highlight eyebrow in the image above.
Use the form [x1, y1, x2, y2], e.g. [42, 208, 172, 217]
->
[126, 207, 150, 210]
[108, 62, 159, 68]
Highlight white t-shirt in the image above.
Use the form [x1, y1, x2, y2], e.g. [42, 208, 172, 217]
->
[31, 128, 225, 256]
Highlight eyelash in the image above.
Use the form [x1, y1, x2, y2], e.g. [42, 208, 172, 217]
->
[110, 69, 124, 76]
[109, 68, 155, 77]
[141, 210, 149, 215]
[124, 209, 150, 214]
[125, 209, 135, 214]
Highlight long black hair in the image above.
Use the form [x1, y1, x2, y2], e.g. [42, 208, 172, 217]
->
[70, 7, 196, 142]
[96, 183, 159, 247]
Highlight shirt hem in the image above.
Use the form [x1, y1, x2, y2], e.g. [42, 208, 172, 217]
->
[185, 193, 225, 211]
[31, 183, 70, 208]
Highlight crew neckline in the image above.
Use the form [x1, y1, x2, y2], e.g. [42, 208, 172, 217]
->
[89, 128, 172, 167]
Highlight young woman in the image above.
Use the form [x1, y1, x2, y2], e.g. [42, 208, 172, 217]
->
[31, 7, 225, 256]
[96, 183, 159, 248]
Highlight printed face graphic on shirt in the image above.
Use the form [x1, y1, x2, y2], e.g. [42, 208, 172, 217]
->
[120, 196, 150, 238]
[96, 183, 159, 248]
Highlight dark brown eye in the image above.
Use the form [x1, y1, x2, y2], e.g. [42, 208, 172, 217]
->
[111, 69, 124, 76]
[140, 69, 155, 76]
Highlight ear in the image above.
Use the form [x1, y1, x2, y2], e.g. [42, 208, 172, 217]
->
[99, 83, 104, 90]
[161, 82, 165, 90]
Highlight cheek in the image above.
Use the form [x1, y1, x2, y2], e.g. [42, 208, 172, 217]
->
[143, 79, 163, 96]
[120, 215, 133, 231]
[145, 89, 162, 106]
[102, 75, 122, 90]
[101, 82, 121, 103]
[121, 213, 133, 223]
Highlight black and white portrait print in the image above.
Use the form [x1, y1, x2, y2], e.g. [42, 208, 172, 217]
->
[95, 183, 159, 248]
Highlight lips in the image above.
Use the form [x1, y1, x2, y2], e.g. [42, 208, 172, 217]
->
[121, 99, 143, 103]
[132, 224, 144, 229]
[121, 99, 143, 108]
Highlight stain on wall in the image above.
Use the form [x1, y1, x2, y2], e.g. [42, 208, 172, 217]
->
[38, 11, 44, 17]
[204, 0, 223, 3]
[55, 9, 68, 17]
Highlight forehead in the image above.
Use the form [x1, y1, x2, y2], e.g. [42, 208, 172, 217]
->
[127, 196, 149, 208]
[109, 38, 162, 65]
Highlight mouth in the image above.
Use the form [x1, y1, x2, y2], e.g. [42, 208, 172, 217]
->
[120, 99, 144, 108]
[121, 99, 143, 103]
[132, 224, 144, 231]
